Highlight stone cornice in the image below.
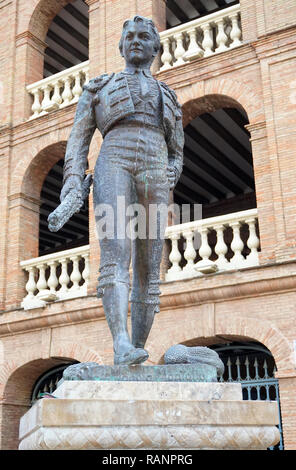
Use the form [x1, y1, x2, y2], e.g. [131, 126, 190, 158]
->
[246, 121, 267, 141]
[9, 106, 76, 148]
[253, 25, 296, 59]
[2, 261, 296, 337]
[15, 31, 47, 53]
[8, 192, 41, 208]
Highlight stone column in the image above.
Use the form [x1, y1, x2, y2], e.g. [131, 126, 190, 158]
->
[5, 194, 41, 309]
[12, 32, 47, 125]
[246, 121, 277, 264]
[0, 130, 11, 311]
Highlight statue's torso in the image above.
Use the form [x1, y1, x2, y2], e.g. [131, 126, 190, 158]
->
[91, 72, 179, 138]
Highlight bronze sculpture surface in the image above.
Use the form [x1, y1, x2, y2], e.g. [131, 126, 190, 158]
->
[49, 16, 184, 366]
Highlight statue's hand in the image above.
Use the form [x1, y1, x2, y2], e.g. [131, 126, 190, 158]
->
[60, 175, 83, 202]
[167, 165, 177, 190]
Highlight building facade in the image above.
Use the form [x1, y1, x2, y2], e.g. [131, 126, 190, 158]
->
[0, 0, 296, 450]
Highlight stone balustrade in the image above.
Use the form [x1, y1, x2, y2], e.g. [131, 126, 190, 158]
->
[20, 209, 259, 309]
[20, 245, 90, 310]
[165, 209, 260, 282]
[26, 61, 89, 119]
[159, 4, 242, 72]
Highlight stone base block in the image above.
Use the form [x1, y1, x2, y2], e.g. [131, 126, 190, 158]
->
[19, 381, 280, 450]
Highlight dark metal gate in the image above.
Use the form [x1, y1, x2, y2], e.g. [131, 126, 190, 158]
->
[212, 342, 284, 450]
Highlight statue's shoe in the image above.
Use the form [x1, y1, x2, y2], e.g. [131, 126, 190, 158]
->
[114, 347, 149, 366]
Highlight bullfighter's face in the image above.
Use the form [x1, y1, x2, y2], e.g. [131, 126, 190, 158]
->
[121, 22, 156, 67]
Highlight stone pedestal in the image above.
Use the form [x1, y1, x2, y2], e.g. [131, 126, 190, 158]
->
[19, 381, 280, 450]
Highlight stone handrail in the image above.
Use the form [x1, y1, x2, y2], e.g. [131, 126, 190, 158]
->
[20, 245, 90, 310]
[26, 60, 89, 119]
[158, 4, 242, 72]
[165, 208, 260, 282]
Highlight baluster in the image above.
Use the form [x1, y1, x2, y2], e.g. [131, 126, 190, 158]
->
[82, 253, 90, 289]
[227, 357, 233, 382]
[245, 218, 260, 266]
[160, 38, 173, 71]
[61, 76, 73, 107]
[71, 71, 83, 103]
[49, 379, 54, 393]
[166, 233, 182, 279]
[229, 12, 242, 48]
[36, 263, 48, 295]
[40, 84, 52, 113]
[254, 357, 260, 380]
[213, 223, 229, 270]
[201, 23, 214, 57]
[245, 356, 250, 380]
[70, 255, 82, 293]
[195, 227, 217, 274]
[182, 229, 197, 275]
[173, 32, 186, 66]
[229, 221, 245, 268]
[47, 261, 59, 296]
[51, 80, 62, 109]
[235, 356, 241, 381]
[59, 258, 70, 295]
[184, 27, 203, 61]
[24, 266, 37, 301]
[215, 18, 228, 53]
[30, 89, 42, 119]
[83, 67, 89, 85]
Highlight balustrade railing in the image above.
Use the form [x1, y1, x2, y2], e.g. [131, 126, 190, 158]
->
[26, 61, 89, 119]
[20, 245, 90, 310]
[159, 4, 242, 72]
[20, 210, 259, 308]
[165, 209, 259, 282]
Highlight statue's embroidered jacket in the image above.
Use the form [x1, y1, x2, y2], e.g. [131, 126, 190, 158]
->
[63, 72, 184, 188]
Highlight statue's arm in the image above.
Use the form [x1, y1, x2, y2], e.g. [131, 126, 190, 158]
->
[167, 108, 184, 189]
[61, 88, 96, 201]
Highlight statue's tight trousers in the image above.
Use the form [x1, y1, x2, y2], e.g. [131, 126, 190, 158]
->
[93, 125, 170, 351]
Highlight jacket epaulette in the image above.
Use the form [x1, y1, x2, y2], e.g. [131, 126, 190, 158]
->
[83, 73, 115, 94]
[159, 81, 180, 105]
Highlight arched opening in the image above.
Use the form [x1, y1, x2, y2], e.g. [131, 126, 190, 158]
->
[209, 340, 284, 450]
[166, 0, 239, 29]
[1, 357, 77, 450]
[31, 361, 78, 405]
[44, 0, 89, 78]
[176, 97, 255, 219]
[39, 158, 89, 256]
[165, 94, 258, 279]
[25, 1, 89, 119]
[18, 141, 90, 309]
